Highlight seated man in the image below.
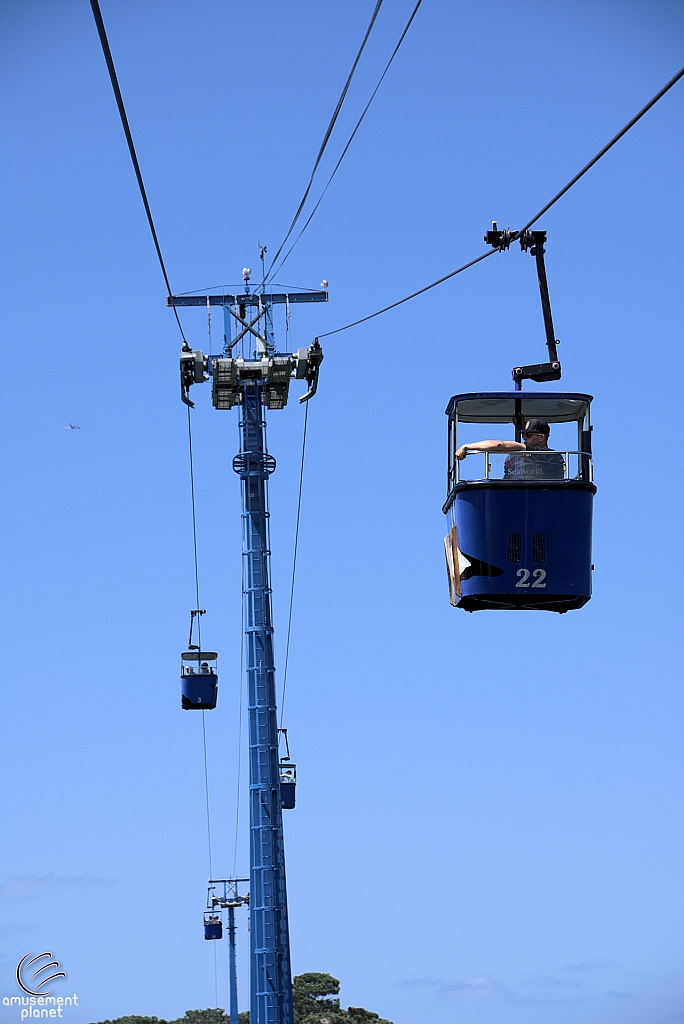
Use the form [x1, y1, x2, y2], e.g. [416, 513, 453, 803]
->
[456, 418, 565, 480]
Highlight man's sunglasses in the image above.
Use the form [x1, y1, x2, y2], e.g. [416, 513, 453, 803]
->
[522, 430, 543, 437]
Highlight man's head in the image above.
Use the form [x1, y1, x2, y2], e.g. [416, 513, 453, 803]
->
[522, 418, 550, 447]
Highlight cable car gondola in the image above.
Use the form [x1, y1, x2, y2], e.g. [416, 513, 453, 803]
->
[279, 763, 296, 809]
[181, 651, 218, 709]
[278, 728, 296, 809]
[203, 912, 223, 940]
[444, 392, 595, 611]
[180, 608, 218, 708]
[443, 226, 597, 612]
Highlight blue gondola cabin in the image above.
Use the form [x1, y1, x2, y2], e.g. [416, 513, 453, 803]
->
[181, 651, 218, 709]
[204, 913, 222, 940]
[444, 392, 596, 612]
[279, 763, 296, 809]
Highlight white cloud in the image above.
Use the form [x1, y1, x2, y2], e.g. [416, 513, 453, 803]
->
[439, 973, 512, 999]
[521, 973, 581, 991]
[0, 874, 114, 900]
[563, 956, 616, 974]
[395, 975, 442, 988]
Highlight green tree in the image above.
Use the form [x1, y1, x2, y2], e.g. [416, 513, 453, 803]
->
[297, 1011, 349, 1024]
[92, 1019, 167, 1024]
[291, 974, 392, 1024]
[172, 1012, 229, 1024]
[347, 1009, 392, 1024]
[292, 973, 341, 1023]
[90, 972, 391, 1024]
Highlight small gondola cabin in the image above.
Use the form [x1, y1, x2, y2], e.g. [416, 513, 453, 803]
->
[279, 763, 296, 810]
[181, 651, 218, 709]
[444, 392, 596, 612]
[204, 913, 223, 940]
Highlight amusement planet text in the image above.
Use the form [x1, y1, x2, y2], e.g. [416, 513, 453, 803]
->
[2, 995, 79, 1019]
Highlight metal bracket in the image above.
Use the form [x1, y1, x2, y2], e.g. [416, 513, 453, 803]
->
[300, 339, 324, 403]
[512, 360, 561, 385]
[232, 451, 276, 477]
[226, 305, 267, 348]
[188, 607, 206, 649]
[519, 229, 560, 368]
[180, 350, 195, 407]
[484, 221, 518, 250]
[207, 878, 250, 910]
[278, 727, 291, 761]
[181, 340, 324, 408]
[484, 222, 562, 388]
[180, 349, 209, 406]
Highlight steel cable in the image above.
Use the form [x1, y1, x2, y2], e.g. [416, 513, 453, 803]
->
[520, 64, 684, 233]
[280, 401, 309, 726]
[317, 63, 684, 339]
[268, 0, 424, 282]
[188, 408, 215, 928]
[187, 407, 202, 629]
[317, 249, 497, 338]
[89, 0, 187, 343]
[202, 712, 214, 880]
[232, 596, 244, 877]
[263, 0, 385, 281]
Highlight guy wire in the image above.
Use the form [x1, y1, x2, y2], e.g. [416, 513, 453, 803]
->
[232, 596, 244, 877]
[264, 0, 385, 279]
[280, 401, 309, 727]
[269, 0, 424, 282]
[520, 63, 684, 232]
[213, 942, 218, 1009]
[89, 0, 188, 345]
[202, 711, 214, 880]
[317, 249, 496, 337]
[187, 406, 214, 882]
[317, 63, 684, 339]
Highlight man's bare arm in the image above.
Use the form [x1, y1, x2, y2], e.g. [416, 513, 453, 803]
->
[456, 440, 525, 461]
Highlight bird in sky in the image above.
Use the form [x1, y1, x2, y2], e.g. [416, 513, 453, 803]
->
[62, 422, 80, 430]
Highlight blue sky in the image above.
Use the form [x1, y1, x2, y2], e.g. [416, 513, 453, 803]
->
[1, 2, 683, 1023]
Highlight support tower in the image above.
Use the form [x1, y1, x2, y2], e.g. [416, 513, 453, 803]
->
[172, 280, 326, 1024]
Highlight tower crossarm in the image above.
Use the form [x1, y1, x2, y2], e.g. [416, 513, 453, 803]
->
[168, 291, 328, 307]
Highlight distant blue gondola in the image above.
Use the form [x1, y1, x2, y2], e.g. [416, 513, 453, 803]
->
[444, 392, 596, 612]
[279, 763, 296, 809]
[204, 913, 222, 940]
[181, 651, 218, 709]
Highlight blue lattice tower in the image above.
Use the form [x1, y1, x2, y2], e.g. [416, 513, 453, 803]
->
[173, 283, 325, 1024]
[206, 878, 249, 1024]
[227, 902, 239, 1024]
[237, 381, 293, 1024]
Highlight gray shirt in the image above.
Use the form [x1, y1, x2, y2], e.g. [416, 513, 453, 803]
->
[504, 444, 565, 480]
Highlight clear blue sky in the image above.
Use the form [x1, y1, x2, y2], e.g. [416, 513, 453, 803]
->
[1, 2, 683, 1023]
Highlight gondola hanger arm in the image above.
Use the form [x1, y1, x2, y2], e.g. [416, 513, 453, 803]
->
[278, 727, 291, 761]
[484, 222, 561, 387]
[188, 607, 206, 650]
